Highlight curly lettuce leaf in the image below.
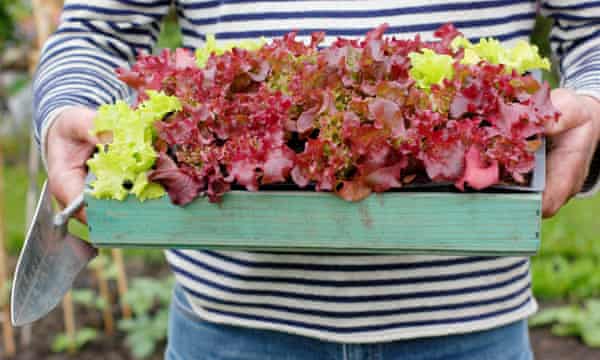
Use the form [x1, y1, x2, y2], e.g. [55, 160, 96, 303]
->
[131, 173, 166, 201]
[408, 48, 455, 89]
[195, 34, 267, 68]
[87, 145, 135, 201]
[92, 101, 131, 136]
[451, 36, 550, 73]
[506, 40, 551, 73]
[137, 90, 183, 126]
[87, 91, 181, 201]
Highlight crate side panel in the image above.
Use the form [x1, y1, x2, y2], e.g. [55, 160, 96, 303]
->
[86, 192, 541, 254]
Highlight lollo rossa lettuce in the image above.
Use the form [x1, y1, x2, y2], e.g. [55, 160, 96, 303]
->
[88, 23, 558, 205]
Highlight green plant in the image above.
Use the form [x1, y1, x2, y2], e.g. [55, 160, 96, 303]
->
[532, 192, 600, 301]
[532, 256, 600, 300]
[49, 288, 104, 353]
[540, 195, 600, 259]
[0, 0, 16, 49]
[156, 16, 183, 50]
[530, 14, 559, 88]
[530, 300, 600, 347]
[0, 0, 31, 48]
[71, 288, 107, 311]
[3, 164, 30, 253]
[51, 327, 99, 353]
[118, 276, 174, 359]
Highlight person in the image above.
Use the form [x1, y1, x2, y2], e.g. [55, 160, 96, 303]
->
[36, 1, 600, 359]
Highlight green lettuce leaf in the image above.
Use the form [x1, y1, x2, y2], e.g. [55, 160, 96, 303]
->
[195, 34, 267, 68]
[408, 48, 455, 89]
[87, 91, 181, 201]
[451, 36, 550, 73]
[131, 173, 166, 201]
[87, 146, 135, 201]
[505, 40, 551, 73]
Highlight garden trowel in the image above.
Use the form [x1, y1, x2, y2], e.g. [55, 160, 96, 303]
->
[11, 181, 97, 326]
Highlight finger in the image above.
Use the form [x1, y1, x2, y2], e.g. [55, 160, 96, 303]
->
[55, 107, 99, 144]
[75, 208, 87, 225]
[542, 145, 588, 218]
[49, 167, 88, 223]
[544, 89, 589, 136]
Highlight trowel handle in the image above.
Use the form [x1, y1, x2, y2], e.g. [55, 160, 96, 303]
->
[53, 193, 86, 227]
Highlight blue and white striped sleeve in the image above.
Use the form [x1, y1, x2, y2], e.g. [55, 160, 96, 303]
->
[541, 1, 600, 196]
[33, 0, 171, 150]
[541, 1, 600, 99]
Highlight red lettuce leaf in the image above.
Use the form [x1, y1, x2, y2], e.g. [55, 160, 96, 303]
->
[148, 153, 204, 206]
[455, 145, 499, 191]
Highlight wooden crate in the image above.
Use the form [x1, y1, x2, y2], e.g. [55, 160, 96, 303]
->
[86, 190, 541, 255]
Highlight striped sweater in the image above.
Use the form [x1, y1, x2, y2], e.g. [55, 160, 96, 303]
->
[34, 0, 600, 342]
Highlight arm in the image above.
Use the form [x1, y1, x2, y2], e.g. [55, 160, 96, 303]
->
[540, 1, 600, 216]
[541, 1, 600, 101]
[34, 0, 171, 219]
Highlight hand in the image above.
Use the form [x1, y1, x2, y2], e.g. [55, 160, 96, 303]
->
[543, 88, 600, 218]
[46, 107, 98, 223]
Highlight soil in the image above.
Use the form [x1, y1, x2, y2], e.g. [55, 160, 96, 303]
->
[2, 256, 600, 360]
[531, 328, 600, 360]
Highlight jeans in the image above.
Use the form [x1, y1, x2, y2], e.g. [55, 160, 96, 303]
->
[166, 284, 533, 360]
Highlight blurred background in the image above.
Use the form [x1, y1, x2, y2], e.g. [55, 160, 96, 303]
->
[0, 1, 599, 359]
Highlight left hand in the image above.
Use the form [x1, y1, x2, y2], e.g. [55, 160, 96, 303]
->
[543, 88, 600, 218]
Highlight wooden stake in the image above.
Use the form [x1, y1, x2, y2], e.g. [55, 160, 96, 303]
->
[94, 262, 114, 336]
[62, 291, 76, 354]
[20, 135, 40, 347]
[111, 249, 131, 319]
[0, 149, 16, 357]
[30, 0, 63, 72]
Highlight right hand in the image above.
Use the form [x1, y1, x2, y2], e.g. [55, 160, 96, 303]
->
[46, 106, 98, 223]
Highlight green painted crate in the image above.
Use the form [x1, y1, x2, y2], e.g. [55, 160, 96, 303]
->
[86, 190, 541, 255]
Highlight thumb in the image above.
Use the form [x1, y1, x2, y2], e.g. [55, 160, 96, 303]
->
[544, 89, 589, 136]
[55, 107, 99, 144]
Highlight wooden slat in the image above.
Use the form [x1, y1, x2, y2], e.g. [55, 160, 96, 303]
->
[87, 191, 541, 255]
[93, 264, 114, 336]
[62, 292, 76, 354]
[30, 0, 63, 72]
[110, 249, 131, 319]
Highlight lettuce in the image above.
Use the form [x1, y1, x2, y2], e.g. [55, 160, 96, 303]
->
[408, 48, 455, 89]
[451, 36, 550, 73]
[87, 91, 182, 201]
[195, 34, 267, 68]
